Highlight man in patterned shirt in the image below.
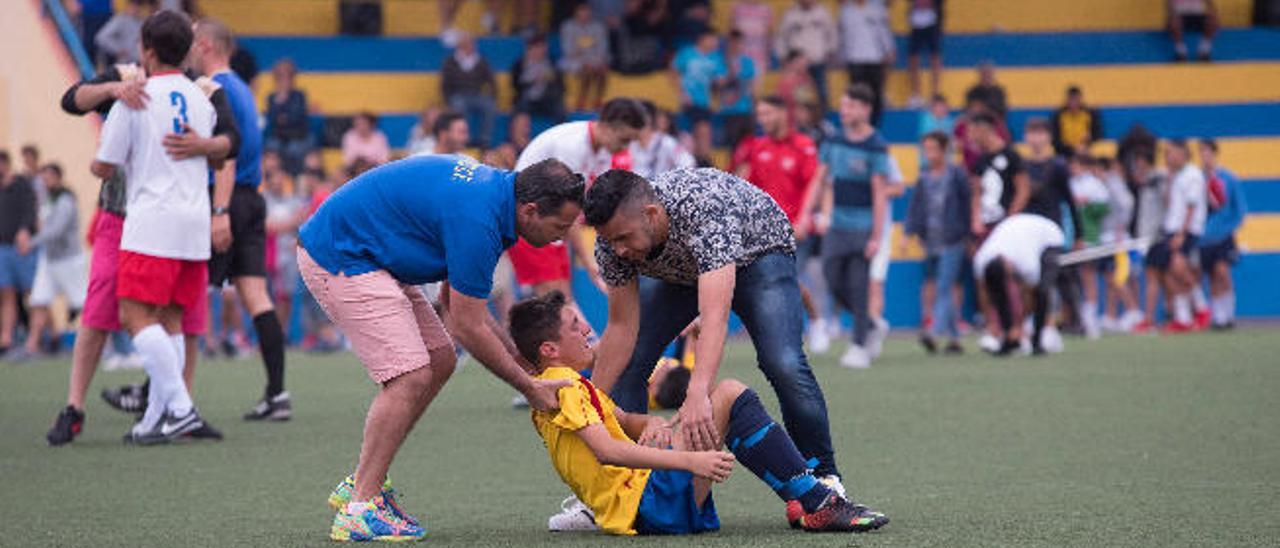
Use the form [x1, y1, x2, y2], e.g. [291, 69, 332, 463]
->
[582, 166, 886, 522]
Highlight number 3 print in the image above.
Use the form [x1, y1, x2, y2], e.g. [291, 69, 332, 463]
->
[170, 91, 189, 133]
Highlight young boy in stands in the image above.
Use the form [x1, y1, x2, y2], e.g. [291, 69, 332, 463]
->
[511, 291, 888, 535]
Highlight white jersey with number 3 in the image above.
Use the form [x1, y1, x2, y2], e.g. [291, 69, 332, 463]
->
[96, 73, 216, 261]
[515, 121, 612, 181]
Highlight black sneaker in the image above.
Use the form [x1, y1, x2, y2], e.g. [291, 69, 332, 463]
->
[944, 341, 964, 355]
[243, 391, 292, 421]
[799, 493, 890, 533]
[183, 420, 225, 441]
[47, 406, 86, 446]
[102, 383, 147, 415]
[987, 339, 1021, 357]
[123, 409, 204, 445]
[919, 335, 938, 354]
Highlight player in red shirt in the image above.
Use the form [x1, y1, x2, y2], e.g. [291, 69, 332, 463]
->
[731, 95, 832, 354]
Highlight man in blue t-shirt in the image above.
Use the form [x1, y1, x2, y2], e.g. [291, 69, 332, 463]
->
[672, 30, 727, 124]
[300, 155, 584, 541]
[190, 18, 290, 421]
[815, 84, 891, 369]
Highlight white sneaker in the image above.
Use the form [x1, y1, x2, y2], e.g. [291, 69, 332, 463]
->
[807, 320, 832, 355]
[548, 496, 598, 532]
[817, 475, 847, 499]
[978, 333, 1001, 353]
[839, 345, 871, 369]
[1041, 326, 1064, 354]
[1099, 315, 1121, 333]
[866, 317, 889, 359]
[511, 394, 529, 409]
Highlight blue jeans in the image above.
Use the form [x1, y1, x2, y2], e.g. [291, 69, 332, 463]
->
[609, 253, 839, 478]
[925, 242, 966, 340]
[447, 94, 496, 148]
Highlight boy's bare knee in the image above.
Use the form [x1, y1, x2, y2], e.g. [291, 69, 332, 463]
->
[711, 379, 748, 406]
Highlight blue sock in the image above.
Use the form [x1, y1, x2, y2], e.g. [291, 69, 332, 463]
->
[725, 389, 831, 513]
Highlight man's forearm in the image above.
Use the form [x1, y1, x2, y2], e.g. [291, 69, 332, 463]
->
[212, 159, 235, 209]
[690, 313, 728, 394]
[73, 82, 117, 112]
[450, 315, 534, 393]
[207, 135, 232, 161]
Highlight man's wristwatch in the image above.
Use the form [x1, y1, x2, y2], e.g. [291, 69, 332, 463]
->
[212, 205, 230, 216]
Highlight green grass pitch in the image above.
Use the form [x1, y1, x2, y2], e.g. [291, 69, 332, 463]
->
[2, 329, 1278, 547]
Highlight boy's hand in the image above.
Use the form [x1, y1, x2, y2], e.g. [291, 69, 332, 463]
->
[687, 451, 735, 483]
[525, 378, 572, 412]
[637, 417, 673, 448]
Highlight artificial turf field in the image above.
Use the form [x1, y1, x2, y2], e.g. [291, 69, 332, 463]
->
[2, 329, 1278, 547]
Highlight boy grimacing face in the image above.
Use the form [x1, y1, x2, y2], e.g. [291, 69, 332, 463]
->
[542, 307, 595, 370]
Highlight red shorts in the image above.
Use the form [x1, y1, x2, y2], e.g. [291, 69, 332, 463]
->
[83, 211, 207, 334]
[117, 250, 208, 311]
[507, 238, 571, 286]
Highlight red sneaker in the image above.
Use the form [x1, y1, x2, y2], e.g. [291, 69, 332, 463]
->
[1131, 320, 1155, 334]
[1163, 321, 1196, 334]
[1194, 309, 1211, 330]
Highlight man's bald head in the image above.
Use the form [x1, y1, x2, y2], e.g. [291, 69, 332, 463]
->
[193, 17, 235, 59]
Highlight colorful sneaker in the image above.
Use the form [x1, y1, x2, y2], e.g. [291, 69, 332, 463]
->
[786, 500, 804, 529]
[329, 476, 420, 528]
[800, 493, 889, 533]
[330, 496, 425, 542]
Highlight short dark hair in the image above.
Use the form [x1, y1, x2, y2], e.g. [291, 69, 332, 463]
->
[639, 99, 658, 125]
[508, 290, 569, 366]
[844, 83, 875, 106]
[1167, 137, 1189, 150]
[432, 111, 466, 137]
[1024, 117, 1051, 133]
[0, 150, 9, 165]
[785, 49, 805, 63]
[514, 159, 585, 215]
[761, 94, 786, 109]
[583, 169, 655, 227]
[40, 162, 63, 178]
[654, 366, 691, 409]
[301, 168, 326, 181]
[21, 144, 38, 158]
[1067, 85, 1083, 96]
[142, 10, 195, 67]
[1200, 137, 1219, 152]
[356, 111, 378, 125]
[923, 130, 950, 149]
[599, 98, 648, 130]
[1070, 153, 1095, 167]
[1096, 156, 1114, 170]
[970, 112, 998, 128]
[728, 29, 743, 41]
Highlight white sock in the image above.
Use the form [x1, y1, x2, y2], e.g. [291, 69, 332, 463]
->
[133, 325, 193, 420]
[1224, 290, 1235, 322]
[1191, 287, 1208, 312]
[1174, 295, 1193, 324]
[1198, 39, 1213, 55]
[1175, 41, 1189, 56]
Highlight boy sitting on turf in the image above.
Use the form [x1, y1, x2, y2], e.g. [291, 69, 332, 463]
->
[509, 291, 889, 535]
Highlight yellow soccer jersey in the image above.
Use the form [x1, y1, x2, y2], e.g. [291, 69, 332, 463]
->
[531, 366, 651, 535]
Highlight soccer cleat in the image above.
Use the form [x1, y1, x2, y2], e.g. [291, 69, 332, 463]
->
[919, 335, 938, 354]
[243, 391, 292, 421]
[123, 409, 204, 446]
[330, 496, 426, 542]
[839, 345, 871, 369]
[183, 421, 224, 441]
[977, 333, 1001, 353]
[786, 500, 805, 529]
[46, 406, 85, 446]
[1162, 321, 1196, 334]
[548, 496, 598, 532]
[329, 476, 420, 528]
[799, 493, 890, 533]
[1131, 319, 1155, 334]
[817, 475, 848, 499]
[101, 383, 147, 415]
[943, 341, 964, 355]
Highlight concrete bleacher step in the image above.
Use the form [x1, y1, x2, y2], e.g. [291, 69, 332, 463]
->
[256, 61, 1280, 116]
[201, 0, 1254, 36]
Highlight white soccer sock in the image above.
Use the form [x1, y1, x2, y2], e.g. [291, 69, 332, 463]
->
[1224, 290, 1236, 322]
[1175, 41, 1189, 56]
[168, 334, 193, 414]
[132, 325, 178, 431]
[1174, 295, 1193, 324]
[1198, 39, 1213, 55]
[1191, 286, 1208, 312]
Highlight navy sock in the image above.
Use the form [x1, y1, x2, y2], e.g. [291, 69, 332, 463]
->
[725, 389, 831, 513]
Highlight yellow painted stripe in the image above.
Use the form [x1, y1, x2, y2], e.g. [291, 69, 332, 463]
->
[1237, 214, 1280, 253]
[264, 62, 1280, 121]
[196, 0, 1252, 36]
